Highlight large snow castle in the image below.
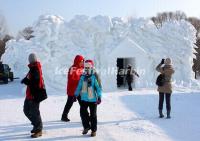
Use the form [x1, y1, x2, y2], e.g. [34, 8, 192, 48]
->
[2, 15, 197, 91]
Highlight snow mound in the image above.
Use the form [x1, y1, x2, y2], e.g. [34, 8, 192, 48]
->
[2, 14, 198, 92]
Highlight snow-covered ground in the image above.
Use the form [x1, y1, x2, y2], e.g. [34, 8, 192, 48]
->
[0, 80, 200, 141]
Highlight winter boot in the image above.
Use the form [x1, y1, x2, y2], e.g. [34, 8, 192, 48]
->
[31, 130, 42, 138]
[159, 110, 164, 118]
[128, 86, 132, 91]
[61, 115, 70, 122]
[31, 128, 41, 134]
[167, 110, 171, 119]
[31, 127, 36, 133]
[91, 131, 96, 137]
[82, 128, 90, 135]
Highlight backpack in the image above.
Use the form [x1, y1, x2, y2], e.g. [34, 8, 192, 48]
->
[156, 74, 165, 87]
[94, 72, 102, 88]
[93, 72, 102, 100]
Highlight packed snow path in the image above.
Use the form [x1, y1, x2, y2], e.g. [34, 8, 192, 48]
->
[0, 80, 200, 141]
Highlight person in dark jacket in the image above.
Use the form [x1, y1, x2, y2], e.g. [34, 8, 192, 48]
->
[21, 53, 45, 138]
[74, 60, 102, 137]
[156, 58, 175, 119]
[126, 65, 139, 91]
[61, 55, 85, 122]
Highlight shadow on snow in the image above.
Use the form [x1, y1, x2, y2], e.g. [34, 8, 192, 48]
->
[120, 92, 200, 141]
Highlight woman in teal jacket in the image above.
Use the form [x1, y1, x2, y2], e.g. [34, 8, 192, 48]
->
[74, 60, 102, 137]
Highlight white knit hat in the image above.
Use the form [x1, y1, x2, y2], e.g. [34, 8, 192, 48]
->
[28, 53, 37, 63]
[165, 58, 172, 65]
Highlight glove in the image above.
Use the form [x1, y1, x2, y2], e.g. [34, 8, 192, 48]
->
[161, 59, 165, 64]
[21, 79, 25, 84]
[21, 77, 29, 85]
[136, 73, 140, 77]
[96, 97, 101, 105]
[72, 96, 77, 102]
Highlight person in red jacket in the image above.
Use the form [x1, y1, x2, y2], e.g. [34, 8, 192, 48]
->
[61, 55, 85, 122]
[21, 53, 46, 138]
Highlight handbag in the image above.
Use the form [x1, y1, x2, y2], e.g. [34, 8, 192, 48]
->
[156, 74, 165, 87]
[31, 79, 47, 103]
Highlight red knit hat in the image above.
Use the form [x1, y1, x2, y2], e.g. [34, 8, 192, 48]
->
[85, 60, 94, 68]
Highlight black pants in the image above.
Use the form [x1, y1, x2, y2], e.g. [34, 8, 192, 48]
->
[159, 93, 171, 111]
[23, 99, 43, 130]
[80, 101, 97, 132]
[127, 82, 132, 91]
[62, 96, 82, 117]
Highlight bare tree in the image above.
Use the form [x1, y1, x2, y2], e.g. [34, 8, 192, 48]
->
[193, 38, 200, 78]
[186, 17, 200, 78]
[0, 14, 9, 40]
[187, 17, 200, 37]
[174, 11, 187, 21]
[151, 11, 200, 79]
[3, 34, 13, 42]
[17, 26, 34, 40]
[0, 35, 13, 60]
[0, 14, 11, 60]
[151, 17, 159, 28]
[0, 40, 5, 60]
[151, 11, 187, 28]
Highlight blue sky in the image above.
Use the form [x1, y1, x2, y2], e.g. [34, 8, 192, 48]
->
[1, 0, 200, 35]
